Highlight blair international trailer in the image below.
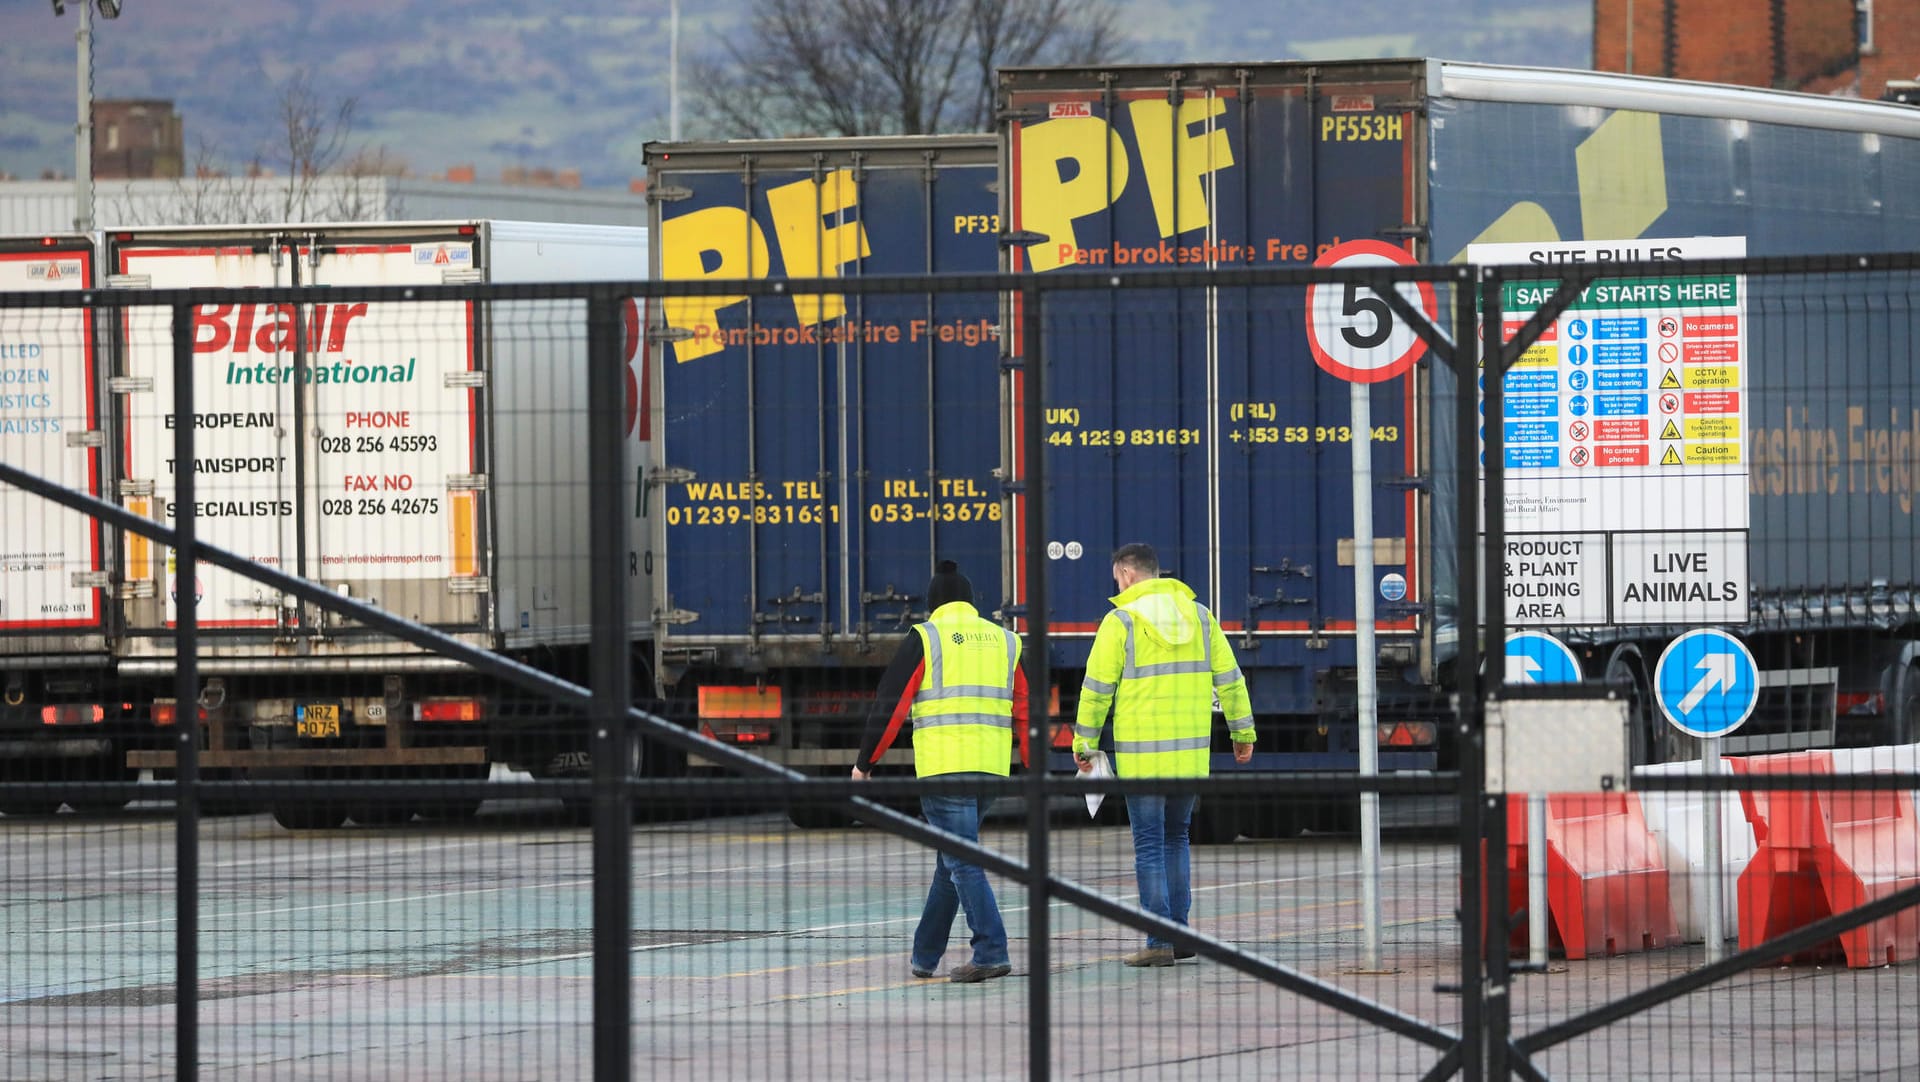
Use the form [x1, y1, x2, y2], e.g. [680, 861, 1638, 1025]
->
[98, 220, 652, 828]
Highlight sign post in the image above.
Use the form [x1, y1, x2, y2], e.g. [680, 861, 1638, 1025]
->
[1308, 240, 1435, 970]
[1503, 631, 1585, 967]
[1655, 628, 1759, 963]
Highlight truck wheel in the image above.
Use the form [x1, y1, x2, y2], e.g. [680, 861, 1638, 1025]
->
[349, 801, 417, 826]
[1240, 797, 1304, 839]
[63, 757, 134, 815]
[272, 802, 349, 830]
[417, 764, 489, 822]
[1188, 798, 1241, 845]
[1887, 661, 1920, 745]
[0, 762, 65, 816]
[1607, 645, 1660, 765]
[789, 772, 856, 830]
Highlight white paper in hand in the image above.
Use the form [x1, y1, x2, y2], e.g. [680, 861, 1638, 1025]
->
[1084, 751, 1113, 818]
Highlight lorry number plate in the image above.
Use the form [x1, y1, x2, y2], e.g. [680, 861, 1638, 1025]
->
[298, 704, 341, 739]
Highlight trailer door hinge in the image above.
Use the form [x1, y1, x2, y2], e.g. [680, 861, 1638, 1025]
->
[998, 230, 1049, 249]
[1379, 474, 1429, 492]
[658, 607, 700, 625]
[646, 184, 693, 203]
[446, 474, 488, 492]
[441, 268, 483, 284]
[65, 429, 104, 449]
[109, 376, 153, 395]
[444, 370, 486, 389]
[447, 576, 491, 594]
[649, 466, 696, 486]
[69, 571, 112, 589]
[1379, 223, 1429, 242]
[106, 274, 152, 289]
[119, 478, 154, 498]
[648, 325, 694, 344]
[115, 580, 158, 600]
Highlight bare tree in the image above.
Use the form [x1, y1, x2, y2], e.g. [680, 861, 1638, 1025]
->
[274, 67, 361, 221]
[103, 71, 395, 228]
[692, 0, 1125, 138]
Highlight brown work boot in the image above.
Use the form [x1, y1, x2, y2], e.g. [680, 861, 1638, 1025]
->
[1122, 947, 1176, 968]
[948, 962, 1012, 983]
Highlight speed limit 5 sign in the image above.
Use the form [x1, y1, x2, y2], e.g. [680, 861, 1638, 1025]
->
[1306, 239, 1437, 383]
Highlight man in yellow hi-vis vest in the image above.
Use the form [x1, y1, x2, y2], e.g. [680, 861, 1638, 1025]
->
[854, 560, 1030, 983]
[1073, 543, 1255, 967]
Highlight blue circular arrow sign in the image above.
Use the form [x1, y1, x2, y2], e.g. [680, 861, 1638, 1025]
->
[1654, 628, 1759, 738]
[1504, 631, 1582, 686]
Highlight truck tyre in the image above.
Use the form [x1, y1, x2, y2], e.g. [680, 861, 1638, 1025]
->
[1189, 798, 1241, 845]
[1607, 645, 1660, 765]
[418, 764, 489, 822]
[349, 800, 417, 826]
[788, 769, 856, 830]
[0, 762, 61, 816]
[1240, 797, 1304, 840]
[1887, 660, 1920, 746]
[272, 802, 349, 830]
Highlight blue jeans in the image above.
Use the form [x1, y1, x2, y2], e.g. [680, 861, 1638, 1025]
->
[1126, 792, 1198, 950]
[911, 776, 1008, 971]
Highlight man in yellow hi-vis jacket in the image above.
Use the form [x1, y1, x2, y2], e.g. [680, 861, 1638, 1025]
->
[1073, 542, 1255, 967]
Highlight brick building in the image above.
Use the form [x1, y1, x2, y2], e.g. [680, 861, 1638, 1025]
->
[91, 99, 184, 180]
[1592, 0, 1918, 99]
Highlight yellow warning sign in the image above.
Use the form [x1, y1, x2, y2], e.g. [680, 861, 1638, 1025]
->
[1659, 369, 1682, 389]
[1684, 365, 1739, 389]
[1685, 442, 1741, 464]
[1685, 417, 1739, 440]
[1660, 419, 1681, 440]
[1514, 343, 1557, 368]
[1661, 445, 1683, 466]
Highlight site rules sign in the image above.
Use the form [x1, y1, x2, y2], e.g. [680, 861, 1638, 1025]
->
[1469, 237, 1750, 627]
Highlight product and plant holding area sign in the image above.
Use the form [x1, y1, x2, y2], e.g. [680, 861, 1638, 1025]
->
[1470, 236, 1750, 627]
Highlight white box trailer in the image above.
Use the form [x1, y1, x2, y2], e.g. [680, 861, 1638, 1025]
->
[101, 221, 652, 827]
[0, 234, 132, 812]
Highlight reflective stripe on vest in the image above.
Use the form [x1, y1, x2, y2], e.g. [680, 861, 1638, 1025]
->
[911, 611, 1019, 777]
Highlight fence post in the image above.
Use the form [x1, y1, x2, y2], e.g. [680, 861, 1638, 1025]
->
[587, 291, 633, 1082]
[1480, 273, 1513, 1081]
[1020, 281, 1052, 1081]
[169, 302, 201, 1082]
[1452, 278, 1486, 1082]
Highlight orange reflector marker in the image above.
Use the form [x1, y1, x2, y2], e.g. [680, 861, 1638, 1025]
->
[450, 491, 477, 577]
[698, 685, 781, 719]
[42, 704, 105, 725]
[153, 702, 175, 727]
[126, 497, 151, 579]
[1050, 721, 1074, 748]
[417, 699, 483, 722]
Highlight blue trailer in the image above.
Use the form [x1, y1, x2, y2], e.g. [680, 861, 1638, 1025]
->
[648, 63, 1920, 838]
[644, 136, 1009, 814]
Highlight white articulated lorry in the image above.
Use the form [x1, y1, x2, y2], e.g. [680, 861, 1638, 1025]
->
[0, 234, 129, 813]
[99, 220, 653, 828]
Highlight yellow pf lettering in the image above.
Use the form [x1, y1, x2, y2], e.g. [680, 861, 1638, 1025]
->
[660, 206, 770, 363]
[1126, 96, 1233, 241]
[765, 170, 870, 326]
[1018, 117, 1130, 273]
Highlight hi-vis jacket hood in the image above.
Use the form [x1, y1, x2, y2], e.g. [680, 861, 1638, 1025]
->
[1110, 577, 1201, 650]
[1072, 575, 1255, 778]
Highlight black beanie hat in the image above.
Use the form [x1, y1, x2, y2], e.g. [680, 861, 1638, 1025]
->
[926, 559, 974, 610]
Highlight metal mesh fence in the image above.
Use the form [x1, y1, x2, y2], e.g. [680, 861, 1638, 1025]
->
[1, 255, 1919, 1080]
